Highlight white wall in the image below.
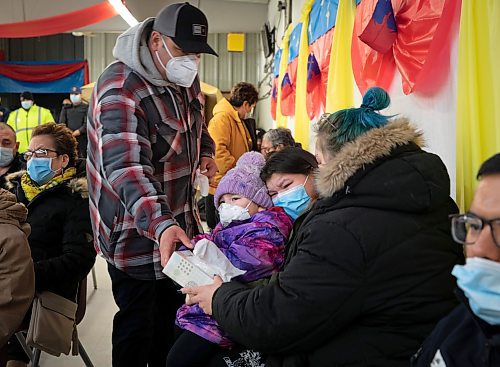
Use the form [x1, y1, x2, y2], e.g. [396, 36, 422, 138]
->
[256, 0, 458, 194]
[253, 0, 289, 131]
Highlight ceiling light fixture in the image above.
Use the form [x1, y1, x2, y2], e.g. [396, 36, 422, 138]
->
[107, 0, 139, 27]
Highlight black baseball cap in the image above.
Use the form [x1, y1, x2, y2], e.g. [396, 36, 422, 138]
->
[70, 86, 82, 94]
[20, 91, 33, 100]
[153, 2, 218, 56]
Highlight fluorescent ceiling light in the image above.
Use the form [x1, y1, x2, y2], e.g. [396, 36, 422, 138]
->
[225, 0, 269, 3]
[108, 0, 139, 27]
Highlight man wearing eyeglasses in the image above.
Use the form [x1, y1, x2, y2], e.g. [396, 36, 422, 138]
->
[412, 153, 500, 366]
[87, 3, 217, 366]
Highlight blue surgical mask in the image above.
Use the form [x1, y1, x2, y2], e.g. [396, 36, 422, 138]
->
[272, 176, 311, 220]
[70, 94, 81, 104]
[0, 147, 14, 167]
[27, 157, 58, 185]
[452, 257, 500, 325]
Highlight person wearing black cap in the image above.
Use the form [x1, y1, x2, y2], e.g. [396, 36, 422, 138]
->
[7, 91, 54, 153]
[0, 96, 10, 123]
[59, 86, 89, 157]
[87, 2, 217, 366]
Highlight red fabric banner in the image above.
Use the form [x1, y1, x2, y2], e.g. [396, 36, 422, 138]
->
[0, 2, 118, 39]
[280, 58, 298, 117]
[306, 28, 334, 120]
[352, 0, 460, 96]
[0, 61, 89, 84]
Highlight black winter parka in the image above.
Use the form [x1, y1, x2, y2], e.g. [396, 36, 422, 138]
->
[212, 119, 465, 367]
[7, 171, 96, 300]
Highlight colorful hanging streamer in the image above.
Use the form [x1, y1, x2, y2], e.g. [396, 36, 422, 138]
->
[275, 24, 293, 128]
[325, 0, 357, 112]
[280, 24, 302, 117]
[352, 0, 460, 96]
[456, 0, 500, 210]
[294, 0, 315, 150]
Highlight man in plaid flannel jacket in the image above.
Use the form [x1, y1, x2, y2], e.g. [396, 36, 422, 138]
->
[87, 3, 217, 366]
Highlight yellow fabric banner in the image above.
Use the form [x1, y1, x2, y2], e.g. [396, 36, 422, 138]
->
[325, 0, 356, 113]
[276, 24, 293, 128]
[456, 0, 500, 210]
[293, 0, 315, 150]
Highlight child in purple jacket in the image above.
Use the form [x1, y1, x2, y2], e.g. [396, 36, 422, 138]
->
[166, 152, 293, 367]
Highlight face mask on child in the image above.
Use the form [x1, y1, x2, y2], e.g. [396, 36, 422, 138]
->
[218, 202, 251, 227]
[452, 257, 500, 325]
[272, 176, 311, 220]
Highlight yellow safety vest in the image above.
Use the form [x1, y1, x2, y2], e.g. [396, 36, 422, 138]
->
[7, 105, 54, 153]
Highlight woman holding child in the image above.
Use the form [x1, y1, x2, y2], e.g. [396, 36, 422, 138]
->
[183, 87, 465, 366]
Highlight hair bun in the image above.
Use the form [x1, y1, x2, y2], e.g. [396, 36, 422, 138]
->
[236, 151, 266, 175]
[361, 87, 391, 111]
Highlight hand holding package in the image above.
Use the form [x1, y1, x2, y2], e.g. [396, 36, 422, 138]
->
[163, 239, 245, 287]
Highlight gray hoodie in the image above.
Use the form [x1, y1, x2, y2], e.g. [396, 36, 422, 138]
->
[113, 18, 171, 88]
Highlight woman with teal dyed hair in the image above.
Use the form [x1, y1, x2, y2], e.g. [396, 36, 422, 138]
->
[182, 87, 464, 367]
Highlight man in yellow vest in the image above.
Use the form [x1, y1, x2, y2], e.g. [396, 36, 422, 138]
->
[7, 91, 54, 153]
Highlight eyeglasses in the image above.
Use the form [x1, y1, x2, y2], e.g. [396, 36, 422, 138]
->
[319, 113, 338, 130]
[23, 148, 59, 160]
[261, 146, 276, 155]
[450, 213, 500, 248]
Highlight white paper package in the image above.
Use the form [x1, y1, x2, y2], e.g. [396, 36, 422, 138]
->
[162, 239, 246, 287]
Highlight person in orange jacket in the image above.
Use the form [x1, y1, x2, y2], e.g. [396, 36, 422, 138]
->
[206, 82, 259, 230]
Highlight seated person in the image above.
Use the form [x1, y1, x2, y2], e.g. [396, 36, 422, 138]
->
[167, 152, 293, 367]
[412, 153, 500, 367]
[255, 128, 266, 152]
[5, 123, 96, 366]
[0, 123, 25, 190]
[260, 127, 299, 158]
[182, 87, 464, 367]
[0, 189, 34, 348]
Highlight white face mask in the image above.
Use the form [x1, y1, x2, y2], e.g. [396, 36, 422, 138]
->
[155, 37, 199, 88]
[244, 107, 255, 120]
[218, 202, 251, 227]
[21, 100, 33, 110]
[70, 94, 81, 104]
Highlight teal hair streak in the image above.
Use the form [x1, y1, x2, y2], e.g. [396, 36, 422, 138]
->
[330, 87, 392, 145]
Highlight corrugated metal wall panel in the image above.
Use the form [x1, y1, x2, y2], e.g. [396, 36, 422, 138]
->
[1, 34, 84, 62]
[84, 33, 119, 83]
[199, 33, 260, 92]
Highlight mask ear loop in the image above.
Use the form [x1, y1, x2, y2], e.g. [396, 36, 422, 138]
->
[155, 36, 173, 72]
[303, 175, 310, 186]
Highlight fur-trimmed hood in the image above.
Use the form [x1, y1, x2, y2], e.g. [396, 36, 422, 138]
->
[4, 170, 89, 199]
[316, 118, 424, 198]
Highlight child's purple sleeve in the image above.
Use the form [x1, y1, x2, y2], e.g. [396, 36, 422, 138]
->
[219, 224, 287, 283]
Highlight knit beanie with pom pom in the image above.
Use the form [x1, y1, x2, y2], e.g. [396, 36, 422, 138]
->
[214, 151, 273, 209]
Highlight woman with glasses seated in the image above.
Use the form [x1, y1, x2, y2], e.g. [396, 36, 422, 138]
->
[412, 153, 500, 367]
[4, 123, 96, 367]
[183, 87, 465, 367]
